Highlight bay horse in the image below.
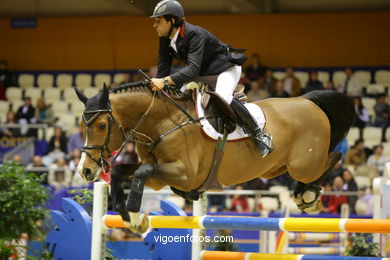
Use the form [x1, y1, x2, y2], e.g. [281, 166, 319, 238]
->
[75, 81, 354, 233]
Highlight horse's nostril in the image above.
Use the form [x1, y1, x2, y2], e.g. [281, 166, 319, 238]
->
[83, 168, 92, 177]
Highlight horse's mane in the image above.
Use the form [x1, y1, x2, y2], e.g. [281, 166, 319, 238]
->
[109, 80, 193, 102]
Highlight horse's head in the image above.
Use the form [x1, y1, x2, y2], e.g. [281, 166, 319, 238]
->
[74, 84, 124, 182]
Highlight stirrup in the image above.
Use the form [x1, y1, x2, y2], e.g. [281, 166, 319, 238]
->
[253, 130, 273, 158]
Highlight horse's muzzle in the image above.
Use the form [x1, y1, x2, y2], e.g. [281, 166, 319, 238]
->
[82, 168, 98, 182]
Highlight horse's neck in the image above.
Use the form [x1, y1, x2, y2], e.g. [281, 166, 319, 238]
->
[110, 92, 186, 136]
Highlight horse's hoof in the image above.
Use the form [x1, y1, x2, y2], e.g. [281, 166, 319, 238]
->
[135, 215, 149, 234]
[303, 200, 323, 214]
[292, 193, 303, 205]
[302, 190, 317, 205]
[124, 213, 149, 234]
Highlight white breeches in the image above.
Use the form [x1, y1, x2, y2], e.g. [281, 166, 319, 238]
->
[215, 65, 242, 104]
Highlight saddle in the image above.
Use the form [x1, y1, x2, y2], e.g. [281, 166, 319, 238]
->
[198, 82, 248, 135]
[170, 82, 250, 200]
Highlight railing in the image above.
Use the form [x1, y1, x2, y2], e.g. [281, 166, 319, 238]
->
[3, 137, 35, 165]
[0, 123, 48, 140]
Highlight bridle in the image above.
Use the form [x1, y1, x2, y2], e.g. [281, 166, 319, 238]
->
[80, 91, 158, 173]
[80, 108, 125, 171]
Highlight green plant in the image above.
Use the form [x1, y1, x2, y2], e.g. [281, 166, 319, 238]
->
[0, 162, 49, 258]
[345, 233, 380, 257]
[69, 187, 94, 215]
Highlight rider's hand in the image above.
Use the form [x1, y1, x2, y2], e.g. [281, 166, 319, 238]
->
[151, 78, 165, 91]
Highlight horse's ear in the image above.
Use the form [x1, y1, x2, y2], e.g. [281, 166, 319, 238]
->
[73, 86, 88, 105]
[99, 83, 109, 107]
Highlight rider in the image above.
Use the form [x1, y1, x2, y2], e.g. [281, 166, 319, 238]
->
[149, 0, 273, 157]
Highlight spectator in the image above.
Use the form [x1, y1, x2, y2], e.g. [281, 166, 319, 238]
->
[115, 142, 139, 165]
[15, 96, 36, 137]
[0, 60, 14, 100]
[321, 176, 348, 214]
[358, 186, 374, 215]
[320, 183, 333, 213]
[245, 53, 268, 82]
[271, 80, 289, 98]
[67, 126, 84, 154]
[327, 159, 345, 183]
[259, 69, 277, 95]
[230, 185, 249, 212]
[324, 81, 337, 91]
[12, 154, 22, 163]
[43, 126, 68, 165]
[246, 80, 269, 102]
[27, 155, 46, 168]
[281, 66, 301, 97]
[341, 169, 358, 213]
[48, 158, 72, 191]
[1, 111, 20, 137]
[48, 126, 68, 154]
[208, 195, 226, 212]
[305, 71, 324, 92]
[367, 145, 389, 176]
[338, 67, 363, 97]
[345, 140, 367, 167]
[353, 97, 369, 141]
[35, 98, 55, 126]
[373, 94, 390, 142]
[26, 155, 48, 184]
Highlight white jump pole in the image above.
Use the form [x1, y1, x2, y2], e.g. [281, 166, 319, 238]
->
[192, 194, 207, 260]
[91, 182, 109, 260]
[340, 203, 350, 256]
[259, 211, 268, 253]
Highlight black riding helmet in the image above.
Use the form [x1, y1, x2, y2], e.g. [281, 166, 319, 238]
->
[150, 0, 184, 18]
[150, 0, 185, 39]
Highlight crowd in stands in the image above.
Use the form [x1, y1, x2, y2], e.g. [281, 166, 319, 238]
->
[1, 55, 390, 217]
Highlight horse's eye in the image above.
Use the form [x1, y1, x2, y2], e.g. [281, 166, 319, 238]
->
[98, 124, 106, 130]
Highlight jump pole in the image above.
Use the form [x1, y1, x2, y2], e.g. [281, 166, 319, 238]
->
[200, 251, 390, 260]
[103, 215, 390, 233]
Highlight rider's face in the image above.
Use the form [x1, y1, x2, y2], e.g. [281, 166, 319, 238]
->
[154, 17, 171, 37]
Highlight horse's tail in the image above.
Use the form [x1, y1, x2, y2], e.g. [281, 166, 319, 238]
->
[302, 90, 355, 153]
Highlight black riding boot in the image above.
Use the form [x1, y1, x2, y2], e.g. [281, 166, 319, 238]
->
[230, 99, 273, 157]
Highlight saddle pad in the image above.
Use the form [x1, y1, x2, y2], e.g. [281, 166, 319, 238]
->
[194, 90, 266, 141]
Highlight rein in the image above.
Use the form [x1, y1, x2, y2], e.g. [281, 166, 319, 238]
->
[81, 89, 203, 172]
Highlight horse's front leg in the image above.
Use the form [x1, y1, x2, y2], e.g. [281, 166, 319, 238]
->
[124, 161, 188, 233]
[110, 164, 139, 222]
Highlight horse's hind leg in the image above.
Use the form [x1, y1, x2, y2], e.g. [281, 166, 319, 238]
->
[292, 151, 341, 213]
